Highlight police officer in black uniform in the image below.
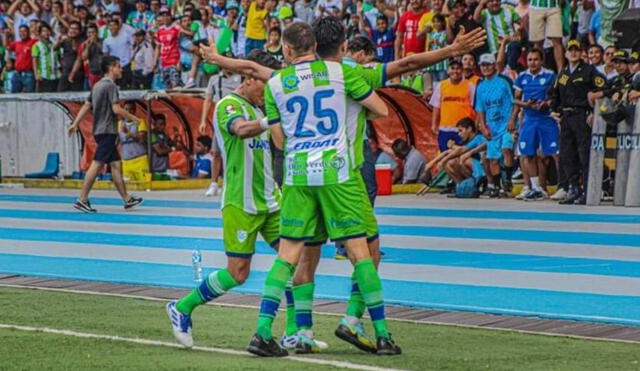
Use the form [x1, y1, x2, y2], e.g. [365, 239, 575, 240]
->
[550, 40, 607, 205]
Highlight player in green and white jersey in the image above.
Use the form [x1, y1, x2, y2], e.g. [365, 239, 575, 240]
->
[246, 22, 398, 358]
[166, 50, 299, 349]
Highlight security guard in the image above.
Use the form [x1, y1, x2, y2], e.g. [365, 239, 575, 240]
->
[550, 39, 607, 205]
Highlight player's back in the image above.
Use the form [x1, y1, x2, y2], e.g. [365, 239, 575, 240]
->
[265, 59, 373, 186]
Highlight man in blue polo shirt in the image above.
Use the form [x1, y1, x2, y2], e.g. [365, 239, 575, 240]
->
[511, 49, 557, 201]
[474, 53, 515, 198]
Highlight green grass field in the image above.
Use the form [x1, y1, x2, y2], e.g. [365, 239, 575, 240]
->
[1, 287, 640, 370]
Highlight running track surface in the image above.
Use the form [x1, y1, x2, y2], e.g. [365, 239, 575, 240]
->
[1, 189, 640, 326]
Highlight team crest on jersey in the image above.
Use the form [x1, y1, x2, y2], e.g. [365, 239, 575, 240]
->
[539, 78, 546, 85]
[329, 156, 346, 170]
[283, 75, 300, 90]
[237, 230, 247, 242]
[225, 104, 237, 114]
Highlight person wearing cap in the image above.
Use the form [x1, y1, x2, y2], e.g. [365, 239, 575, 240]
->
[603, 50, 634, 104]
[131, 28, 154, 89]
[549, 39, 606, 205]
[127, 0, 155, 31]
[277, 5, 297, 27]
[474, 52, 516, 198]
[429, 58, 477, 154]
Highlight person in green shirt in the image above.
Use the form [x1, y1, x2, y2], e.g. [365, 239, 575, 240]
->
[32, 23, 60, 92]
[165, 50, 302, 350]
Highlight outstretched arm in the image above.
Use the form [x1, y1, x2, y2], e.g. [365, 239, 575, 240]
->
[386, 27, 486, 79]
[199, 43, 273, 82]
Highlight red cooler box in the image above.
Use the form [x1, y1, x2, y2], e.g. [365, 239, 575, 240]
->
[375, 164, 392, 195]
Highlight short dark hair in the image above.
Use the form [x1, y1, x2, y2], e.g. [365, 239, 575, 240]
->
[101, 55, 120, 74]
[376, 14, 388, 23]
[433, 13, 446, 24]
[456, 117, 476, 131]
[39, 23, 52, 33]
[197, 135, 212, 151]
[391, 138, 410, 157]
[588, 44, 604, 53]
[68, 20, 82, 29]
[347, 36, 374, 56]
[124, 100, 137, 108]
[312, 16, 344, 58]
[246, 49, 282, 70]
[87, 23, 98, 33]
[527, 48, 544, 59]
[283, 22, 315, 56]
[268, 26, 281, 37]
[152, 113, 166, 123]
[18, 25, 29, 32]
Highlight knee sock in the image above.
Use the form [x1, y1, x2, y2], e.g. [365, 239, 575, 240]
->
[354, 258, 389, 339]
[176, 268, 238, 315]
[293, 282, 315, 331]
[256, 258, 295, 340]
[345, 272, 365, 320]
[284, 282, 298, 336]
[505, 166, 514, 181]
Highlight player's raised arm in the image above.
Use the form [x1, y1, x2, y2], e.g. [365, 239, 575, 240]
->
[386, 26, 486, 78]
[199, 43, 274, 82]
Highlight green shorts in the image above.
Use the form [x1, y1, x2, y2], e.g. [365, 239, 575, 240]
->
[305, 174, 379, 246]
[280, 176, 368, 242]
[222, 205, 280, 258]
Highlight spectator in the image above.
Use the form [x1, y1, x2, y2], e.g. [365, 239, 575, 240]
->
[571, 0, 593, 44]
[446, 0, 481, 46]
[462, 52, 481, 84]
[314, 0, 341, 18]
[4, 25, 37, 93]
[212, 0, 228, 17]
[32, 23, 59, 92]
[587, 6, 600, 45]
[475, 53, 516, 197]
[528, 0, 564, 72]
[424, 13, 449, 84]
[605, 50, 633, 102]
[131, 29, 154, 89]
[244, 0, 268, 56]
[2, 58, 17, 93]
[294, 0, 314, 25]
[192, 135, 213, 178]
[77, 24, 103, 89]
[394, 0, 426, 59]
[430, 59, 476, 152]
[587, 43, 603, 67]
[278, 5, 297, 27]
[50, 1, 70, 42]
[56, 20, 84, 92]
[549, 39, 606, 205]
[512, 49, 557, 201]
[417, 0, 445, 40]
[150, 114, 172, 173]
[435, 117, 487, 185]
[391, 138, 426, 184]
[178, 13, 196, 87]
[127, 0, 155, 31]
[360, 14, 395, 63]
[597, 45, 618, 82]
[118, 101, 150, 181]
[103, 14, 135, 89]
[39, 0, 54, 26]
[153, 7, 182, 89]
[265, 26, 283, 63]
[473, 0, 521, 57]
[369, 132, 401, 184]
[8, 0, 40, 40]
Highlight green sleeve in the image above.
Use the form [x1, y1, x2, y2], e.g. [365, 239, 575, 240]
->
[215, 97, 245, 135]
[357, 62, 387, 89]
[512, 8, 521, 23]
[264, 83, 281, 125]
[342, 64, 373, 102]
[31, 43, 39, 57]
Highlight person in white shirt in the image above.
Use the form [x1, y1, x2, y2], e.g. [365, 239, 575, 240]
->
[131, 29, 154, 89]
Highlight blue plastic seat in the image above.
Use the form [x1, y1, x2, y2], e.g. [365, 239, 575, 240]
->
[25, 152, 60, 179]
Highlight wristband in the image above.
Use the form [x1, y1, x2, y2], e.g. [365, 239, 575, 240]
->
[259, 117, 269, 130]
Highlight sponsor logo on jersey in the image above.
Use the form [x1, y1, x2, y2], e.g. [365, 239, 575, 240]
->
[283, 74, 300, 90]
[291, 138, 340, 151]
[329, 217, 361, 229]
[226, 104, 237, 114]
[237, 230, 247, 242]
[248, 138, 270, 150]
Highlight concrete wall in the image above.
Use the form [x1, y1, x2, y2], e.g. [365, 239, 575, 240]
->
[0, 101, 80, 177]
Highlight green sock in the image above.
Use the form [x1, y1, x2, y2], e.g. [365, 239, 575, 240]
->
[293, 282, 315, 331]
[284, 282, 297, 336]
[256, 258, 295, 340]
[176, 269, 239, 315]
[345, 272, 365, 319]
[354, 258, 389, 339]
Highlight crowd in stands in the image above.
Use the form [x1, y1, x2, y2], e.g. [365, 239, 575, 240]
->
[1, 0, 640, 203]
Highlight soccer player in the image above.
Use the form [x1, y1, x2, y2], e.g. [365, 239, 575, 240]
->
[246, 22, 397, 357]
[511, 49, 557, 201]
[475, 53, 516, 198]
[165, 50, 297, 348]
[198, 18, 485, 354]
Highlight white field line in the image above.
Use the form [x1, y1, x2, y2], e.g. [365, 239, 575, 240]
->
[0, 323, 406, 371]
[2, 284, 640, 345]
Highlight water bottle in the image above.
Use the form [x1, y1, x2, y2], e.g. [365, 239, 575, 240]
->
[191, 249, 203, 282]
